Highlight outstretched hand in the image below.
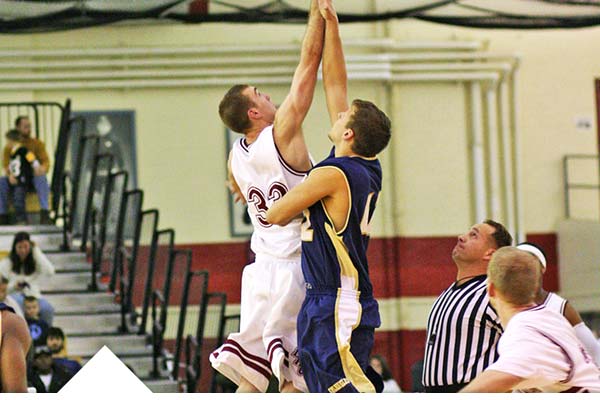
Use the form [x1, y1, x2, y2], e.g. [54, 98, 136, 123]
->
[318, 0, 338, 21]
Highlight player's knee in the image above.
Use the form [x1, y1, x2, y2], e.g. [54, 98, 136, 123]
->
[235, 378, 260, 393]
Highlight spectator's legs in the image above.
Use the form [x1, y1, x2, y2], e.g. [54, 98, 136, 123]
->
[32, 175, 50, 210]
[37, 297, 54, 325]
[33, 175, 51, 224]
[13, 185, 27, 224]
[0, 177, 10, 224]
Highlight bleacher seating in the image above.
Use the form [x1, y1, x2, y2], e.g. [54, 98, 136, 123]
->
[0, 100, 234, 393]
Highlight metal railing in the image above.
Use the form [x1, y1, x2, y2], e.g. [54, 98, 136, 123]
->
[151, 288, 167, 379]
[109, 189, 143, 292]
[68, 130, 95, 236]
[90, 170, 128, 290]
[139, 228, 174, 335]
[563, 154, 600, 218]
[172, 266, 208, 385]
[50, 99, 72, 213]
[81, 153, 113, 251]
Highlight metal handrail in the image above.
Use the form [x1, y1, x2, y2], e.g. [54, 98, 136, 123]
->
[118, 246, 132, 333]
[139, 228, 174, 335]
[69, 130, 95, 234]
[59, 171, 71, 251]
[89, 207, 99, 291]
[109, 189, 143, 292]
[80, 152, 113, 251]
[50, 99, 72, 213]
[151, 289, 166, 379]
[563, 154, 600, 218]
[172, 264, 207, 382]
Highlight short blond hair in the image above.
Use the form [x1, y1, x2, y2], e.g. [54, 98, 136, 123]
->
[488, 247, 540, 306]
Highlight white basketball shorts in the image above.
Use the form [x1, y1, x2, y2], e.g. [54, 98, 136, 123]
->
[209, 254, 307, 392]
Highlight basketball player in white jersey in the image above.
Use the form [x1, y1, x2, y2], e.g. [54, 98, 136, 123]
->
[209, 0, 324, 393]
[0, 303, 30, 392]
[461, 247, 600, 393]
[516, 242, 600, 366]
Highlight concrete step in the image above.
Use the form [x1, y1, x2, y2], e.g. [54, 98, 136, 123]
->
[55, 262, 91, 273]
[54, 313, 122, 335]
[46, 252, 88, 266]
[55, 302, 120, 315]
[68, 334, 150, 358]
[143, 379, 180, 393]
[40, 272, 90, 292]
[45, 292, 116, 310]
[0, 225, 62, 236]
[82, 354, 159, 378]
[0, 232, 64, 252]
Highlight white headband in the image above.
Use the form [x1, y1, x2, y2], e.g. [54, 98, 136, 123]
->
[516, 243, 547, 271]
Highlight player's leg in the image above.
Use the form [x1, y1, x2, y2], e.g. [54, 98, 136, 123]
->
[262, 258, 307, 392]
[298, 291, 379, 393]
[210, 261, 272, 392]
[236, 376, 260, 393]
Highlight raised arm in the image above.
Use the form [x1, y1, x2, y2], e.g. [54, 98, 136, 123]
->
[320, 0, 348, 126]
[272, 0, 325, 171]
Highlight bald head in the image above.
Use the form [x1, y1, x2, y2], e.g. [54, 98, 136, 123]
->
[488, 247, 541, 306]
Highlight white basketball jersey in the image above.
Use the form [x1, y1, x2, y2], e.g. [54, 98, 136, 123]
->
[488, 305, 600, 392]
[230, 125, 306, 259]
[544, 292, 567, 315]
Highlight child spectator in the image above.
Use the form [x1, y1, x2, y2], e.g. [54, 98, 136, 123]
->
[0, 274, 23, 318]
[46, 327, 82, 375]
[27, 346, 74, 393]
[370, 354, 402, 393]
[0, 231, 55, 324]
[24, 296, 49, 347]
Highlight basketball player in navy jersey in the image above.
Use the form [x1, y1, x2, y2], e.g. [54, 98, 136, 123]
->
[0, 303, 31, 392]
[266, 0, 392, 392]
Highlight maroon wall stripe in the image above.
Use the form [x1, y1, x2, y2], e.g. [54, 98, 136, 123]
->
[131, 233, 558, 306]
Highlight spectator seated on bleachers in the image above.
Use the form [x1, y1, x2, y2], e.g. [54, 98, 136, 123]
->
[46, 327, 82, 375]
[370, 354, 402, 393]
[0, 273, 23, 318]
[0, 231, 55, 324]
[28, 346, 74, 393]
[0, 116, 52, 225]
[24, 296, 49, 347]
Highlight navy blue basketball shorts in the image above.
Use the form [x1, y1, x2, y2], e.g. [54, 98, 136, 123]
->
[297, 289, 381, 393]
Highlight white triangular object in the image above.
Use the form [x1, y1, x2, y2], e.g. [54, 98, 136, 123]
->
[59, 346, 152, 394]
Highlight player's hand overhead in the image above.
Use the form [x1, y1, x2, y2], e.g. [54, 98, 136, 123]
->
[319, 0, 338, 21]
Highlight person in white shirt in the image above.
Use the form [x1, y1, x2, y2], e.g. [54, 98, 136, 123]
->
[516, 242, 600, 366]
[461, 247, 600, 393]
[0, 232, 55, 324]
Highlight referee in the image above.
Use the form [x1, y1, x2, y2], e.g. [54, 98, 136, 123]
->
[422, 219, 512, 392]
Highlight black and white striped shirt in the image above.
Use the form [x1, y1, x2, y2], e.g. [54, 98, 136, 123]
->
[422, 275, 503, 390]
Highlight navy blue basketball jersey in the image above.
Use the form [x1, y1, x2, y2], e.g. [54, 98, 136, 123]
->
[301, 149, 382, 296]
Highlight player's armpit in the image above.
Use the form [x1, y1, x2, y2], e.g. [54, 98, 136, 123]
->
[266, 167, 344, 226]
[459, 370, 525, 393]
